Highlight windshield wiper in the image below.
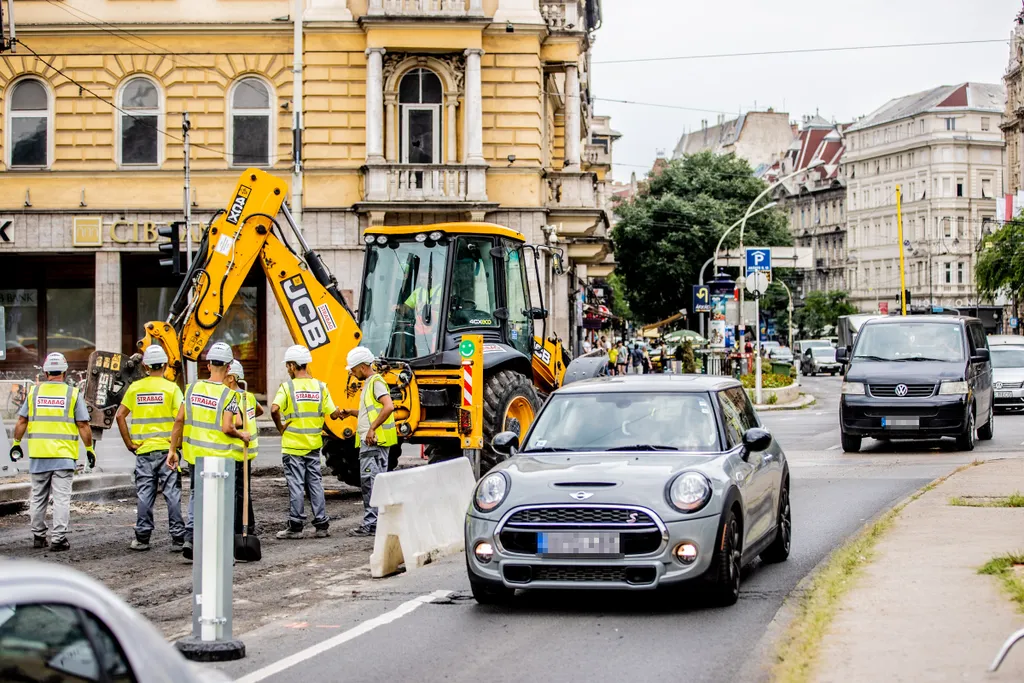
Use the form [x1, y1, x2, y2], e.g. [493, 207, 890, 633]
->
[852, 355, 892, 361]
[604, 444, 678, 451]
[520, 446, 576, 453]
[901, 356, 951, 362]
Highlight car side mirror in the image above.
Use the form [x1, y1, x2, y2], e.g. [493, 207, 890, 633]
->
[836, 347, 849, 362]
[971, 348, 990, 364]
[741, 427, 772, 459]
[492, 431, 520, 458]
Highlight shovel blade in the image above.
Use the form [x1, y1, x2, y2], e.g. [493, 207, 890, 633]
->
[234, 534, 262, 562]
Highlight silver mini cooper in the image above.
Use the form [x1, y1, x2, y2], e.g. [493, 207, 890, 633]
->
[465, 375, 791, 606]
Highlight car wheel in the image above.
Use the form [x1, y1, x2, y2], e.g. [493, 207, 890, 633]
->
[840, 432, 861, 453]
[760, 477, 791, 564]
[708, 509, 742, 607]
[955, 408, 976, 451]
[978, 404, 994, 441]
[467, 561, 515, 605]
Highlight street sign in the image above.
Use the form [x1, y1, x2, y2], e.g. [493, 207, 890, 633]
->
[745, 247, 772, 273]
[692, 285, 711, 313]
[1011, 317, 1019, 329]
[745, 271, 769, 296]
[879, 302, 889, 315]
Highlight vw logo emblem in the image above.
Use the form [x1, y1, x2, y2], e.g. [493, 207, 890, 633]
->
[996, 382, 1003, 390]
[569, 491, 593, 501]
[894, 383, 909, 397]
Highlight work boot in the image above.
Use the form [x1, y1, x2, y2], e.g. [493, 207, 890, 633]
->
[49, 538, 70, 552]
[130, 539, 150, 551]
[170, 537, 185, 553]
[314, 528, 330, 539]
[276, 528, 304, 540]
[182, 541, 193, 560]
[32, 535, 47, 549]
[346, 526, 375, 537]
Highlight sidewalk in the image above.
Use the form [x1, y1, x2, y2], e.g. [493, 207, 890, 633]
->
[812, 458, 1024, 682]
[755, 393, 815, 412]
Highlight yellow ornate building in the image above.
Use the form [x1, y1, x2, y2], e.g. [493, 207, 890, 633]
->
[0, 0, 614, 395]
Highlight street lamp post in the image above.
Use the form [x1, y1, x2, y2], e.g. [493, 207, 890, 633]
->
[773, 278, 795, 348]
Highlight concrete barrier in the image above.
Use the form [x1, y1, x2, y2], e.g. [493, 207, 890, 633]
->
[369, 457, 476, 578]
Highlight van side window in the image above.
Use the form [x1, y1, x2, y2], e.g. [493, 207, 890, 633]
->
[968, 324, 988, 351]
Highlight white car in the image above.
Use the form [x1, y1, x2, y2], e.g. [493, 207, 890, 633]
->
[992, 344, 1024, 412]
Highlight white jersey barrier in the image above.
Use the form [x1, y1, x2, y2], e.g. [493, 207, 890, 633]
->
[369, 458, 476, 578]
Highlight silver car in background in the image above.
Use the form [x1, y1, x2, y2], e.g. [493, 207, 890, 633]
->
[465, 375, 791, 607]
[992, 344, 1024, 412]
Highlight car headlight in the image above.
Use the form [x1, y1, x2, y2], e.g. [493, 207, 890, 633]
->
[667, 472, 712, 513]
[939, 380, 969, 395]
[474, 472, 509, 512]
[841, 381, 865, 395]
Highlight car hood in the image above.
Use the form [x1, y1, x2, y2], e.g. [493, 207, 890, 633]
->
[846, 359, 965, 384]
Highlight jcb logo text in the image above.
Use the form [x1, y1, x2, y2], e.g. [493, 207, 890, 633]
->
[283, 275, 329, 350]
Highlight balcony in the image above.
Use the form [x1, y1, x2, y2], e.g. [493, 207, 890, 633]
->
[547, 171, 598, 211]
[584, 143, 611, 167]
[367, 0, 483, 17]
[363, 163, 487, 203]
[541, 0, 585, 30]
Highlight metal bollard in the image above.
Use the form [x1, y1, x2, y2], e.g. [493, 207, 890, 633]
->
[175, 456, 245, 661]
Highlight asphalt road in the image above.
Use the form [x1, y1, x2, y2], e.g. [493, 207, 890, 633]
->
[215, 373, 1024, 683]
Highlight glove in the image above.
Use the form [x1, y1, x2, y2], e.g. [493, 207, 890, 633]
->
[9, 440, 23, 461]
[86, 446, 96, 469]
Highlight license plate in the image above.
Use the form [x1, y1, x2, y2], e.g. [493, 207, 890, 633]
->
[996, 391, 1013, 399]
[537, 532, 620, 556]
[882, 416, 919, 429]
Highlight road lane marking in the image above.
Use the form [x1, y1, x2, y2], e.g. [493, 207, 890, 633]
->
[826, 444, 840, 451]
[235, 589, 452, 683]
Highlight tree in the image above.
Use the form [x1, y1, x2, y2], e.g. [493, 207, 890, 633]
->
[611, 152, 792, 324]
[607, 272, 633, 321]
[681, 339, 696, 373]
[794, 290, 858, 338]
[976, 217, 1024, 306]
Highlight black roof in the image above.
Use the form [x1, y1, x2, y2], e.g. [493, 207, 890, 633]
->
[555, 374, 741, 394]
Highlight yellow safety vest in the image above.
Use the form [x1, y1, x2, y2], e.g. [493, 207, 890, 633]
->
[182, 380, 241, 464]
[25, 382, 81, 460]
[355, 374, 398, 449]
[279, 377, 329, 456]
[234, 390, 258, 462]
[127, 375, 181, 455]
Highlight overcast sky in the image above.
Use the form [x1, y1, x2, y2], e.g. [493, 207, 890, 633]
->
[591, 0, 1022, 181]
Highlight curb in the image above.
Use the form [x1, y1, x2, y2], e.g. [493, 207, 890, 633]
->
[0, 473, 133, 505]
[738, 459, 983, 683]
[755, 394, 816, 412]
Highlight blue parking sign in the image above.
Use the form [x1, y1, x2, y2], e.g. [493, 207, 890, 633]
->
[746, 247, 771, 273]
[1011, 317, 1019, 329]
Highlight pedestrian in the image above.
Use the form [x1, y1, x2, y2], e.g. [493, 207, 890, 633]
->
[115, 345, 186, 552]
[271, 345, 343, 540]
[630, 344, 643, 374]
[167, 342, 250, 561]
[607, 342, 618, 375]
[226, 360, 262, 542]
[616, 342, 628, 376]
[599, 335, 609, 352]
[641, 346, 652, 374]
[337, 347, 396, 537]
[582, 338, 593, 354]
[9, 352, 95, 552]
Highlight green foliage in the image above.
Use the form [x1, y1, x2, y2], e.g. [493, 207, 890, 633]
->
[682, 339, 696, 373]
[976, 217, 1024, 300]
[767, 393, 779, 405]
[740, 372, 794, 389]
[611, 152, 792, 323]
[794, 290, 858, 338]
[607, 272, 633, 320]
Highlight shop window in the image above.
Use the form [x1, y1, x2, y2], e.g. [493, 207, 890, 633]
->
[119, 77, 161, 166]
[399, 68, 443, 164]
[1, 289, 39, 372]
[230, 77, 271, 167]
[8, 79, 50, 168]
[46, 289, 95, 368]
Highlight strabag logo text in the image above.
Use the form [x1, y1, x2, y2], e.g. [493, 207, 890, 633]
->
[226, 185, 252, 225]
[295, 391, 322, 403]
[36, 396, 67, 410]
[282, 274, 329, 350]
[190, 394, 219, 410]
[136, 393, 165, 405]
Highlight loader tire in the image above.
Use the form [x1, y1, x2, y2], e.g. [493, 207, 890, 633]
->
[322, 438, 360, 488]
[481, 370, 541, 474]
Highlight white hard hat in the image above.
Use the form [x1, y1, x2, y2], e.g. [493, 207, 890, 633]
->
[206, 342, 234, 364]
[42, 352, 68, 373]
[142, 345, 169, 367]
[228, 360, 244, 380]
[283, 344, 313, 365]
[345, 346, 375, 370]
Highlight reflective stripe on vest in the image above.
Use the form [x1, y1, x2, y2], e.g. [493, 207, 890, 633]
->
[26, 382, 80, 460]
[280, 377, 327, 455]
[233, 391, 259, 461]
[182, 381, 239, 463]
[128, 376, 179, 455]
[355, 374, 397, 449]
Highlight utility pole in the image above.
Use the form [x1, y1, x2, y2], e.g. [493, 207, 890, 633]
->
[896, 184, 908, 315]
[1, 0, 16, 53]
[182, 112, 197, 385]
[291, 0, 304, 231]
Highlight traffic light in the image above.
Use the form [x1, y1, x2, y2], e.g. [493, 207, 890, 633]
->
[902, 289, 912, 308]
[158, 222, 183, 275]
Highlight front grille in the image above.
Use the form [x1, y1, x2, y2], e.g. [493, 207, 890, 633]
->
[869, 383, 935, 398]
[506, 565, 657, 585]
[996, 381, 1024, 390]
[505, 507, 658, 528]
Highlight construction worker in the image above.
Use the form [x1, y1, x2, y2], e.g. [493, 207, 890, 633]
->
[338, 346, 396, 537]
[9, 352, 95, 551]
[167, 342, 249, 561]
[115, 345, 186, 552]
[271, 344, 343, 540]
[226, 360, 261, 538]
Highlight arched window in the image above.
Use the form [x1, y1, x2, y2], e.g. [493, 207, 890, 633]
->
[119, 77, 161, 166]
[399, 68, 442, 164]
[230, 78, 271, 167]
[9, 79, 50, 168]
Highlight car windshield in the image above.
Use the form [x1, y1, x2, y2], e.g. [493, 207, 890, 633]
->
[521, 391, 720, 452]
[991, 346, 1024, 369]
[812, 347, 836, 361]
[804, 340, 831, 350]
[853, 322, 965, 362]
[359, 237, 448, 360]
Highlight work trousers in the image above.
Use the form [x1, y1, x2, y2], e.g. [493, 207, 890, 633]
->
[30, 469, 73, 542]
[359, 445, 388, 530]
[283, 451, 329, 531]
[134, 451, 185, 543]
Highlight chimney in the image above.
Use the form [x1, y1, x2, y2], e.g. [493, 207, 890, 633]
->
[630, 172, 638, 195]
[702, 119, 707, 131]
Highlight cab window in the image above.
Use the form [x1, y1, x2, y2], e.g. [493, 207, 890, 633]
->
[449, 236, 499, 330]
[502, 240, 532, 356]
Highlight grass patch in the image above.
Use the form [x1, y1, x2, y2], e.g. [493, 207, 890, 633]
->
[772, 460, 983, 683]
[979, 553, 1024, 613]
[950, 492, 1024, 508]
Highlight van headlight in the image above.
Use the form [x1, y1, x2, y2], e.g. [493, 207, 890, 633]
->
[667, 472, 712, 513]
[841, 381, 865, 395]
[938, 380, 969, 395]
[474, 472, 509, 512]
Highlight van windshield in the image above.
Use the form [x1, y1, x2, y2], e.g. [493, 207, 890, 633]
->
[853, 322, 965, 362]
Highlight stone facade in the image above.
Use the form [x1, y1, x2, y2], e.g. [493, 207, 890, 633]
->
[1003, 17, 1024, 197]
[672, 110, 795, 173]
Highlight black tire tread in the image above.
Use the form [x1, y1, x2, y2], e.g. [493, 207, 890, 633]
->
[708, 508, 741, 607]
[760, 477, 791, 564]
[480, 370, 540, 473]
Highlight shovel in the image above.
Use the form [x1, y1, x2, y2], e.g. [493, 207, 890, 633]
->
[234, 382, 262, 562]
